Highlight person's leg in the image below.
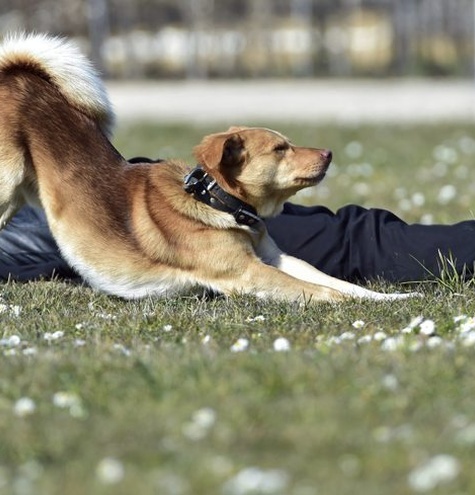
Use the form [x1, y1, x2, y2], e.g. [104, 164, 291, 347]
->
[0, 206, 78, 281]
[3, 203, 475, 285]
[265, 203, 475, 283]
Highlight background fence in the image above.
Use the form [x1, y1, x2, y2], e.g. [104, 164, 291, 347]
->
[1, 0, 474, 79]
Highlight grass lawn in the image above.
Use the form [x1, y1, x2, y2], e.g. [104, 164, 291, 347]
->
[2, 121, 475, 494]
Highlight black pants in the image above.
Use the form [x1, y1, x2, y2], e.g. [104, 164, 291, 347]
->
[266, 203, 475, 283]
[1, 204, 475, 283]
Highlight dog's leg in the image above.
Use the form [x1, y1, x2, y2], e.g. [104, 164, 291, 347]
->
[0, 148, 27, 229]
[0, 81, 36, 230]
[274, 253, 414, 300]
[256, 232, 416, 300]
[209, 260, 344, 303]
[0, 202, 22, 229]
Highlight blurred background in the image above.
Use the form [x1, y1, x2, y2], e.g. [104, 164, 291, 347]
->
[1, 0, 474, 80]
[2, 2, 475, 225]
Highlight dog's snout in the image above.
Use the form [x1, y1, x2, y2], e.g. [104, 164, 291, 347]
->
[321, 149, 332, 162]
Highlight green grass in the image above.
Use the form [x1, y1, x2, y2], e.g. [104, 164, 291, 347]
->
[2, 121, 475, 494]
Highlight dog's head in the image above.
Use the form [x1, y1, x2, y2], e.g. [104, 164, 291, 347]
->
[193, 126, 332, 217]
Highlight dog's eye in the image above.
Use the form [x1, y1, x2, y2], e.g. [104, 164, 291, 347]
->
[273, 144, 288, 155]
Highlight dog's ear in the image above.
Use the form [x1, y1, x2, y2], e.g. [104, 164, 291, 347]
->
[226, 125, 249, 133]
[193, 132, 245, 171]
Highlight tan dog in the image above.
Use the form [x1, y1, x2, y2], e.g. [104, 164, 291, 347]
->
[0, 33, 411, 302]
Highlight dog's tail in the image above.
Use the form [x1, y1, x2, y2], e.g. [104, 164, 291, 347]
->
[0, 32, 114, 136]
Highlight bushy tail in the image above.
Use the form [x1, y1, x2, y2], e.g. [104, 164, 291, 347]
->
[0, 32, 115, 136]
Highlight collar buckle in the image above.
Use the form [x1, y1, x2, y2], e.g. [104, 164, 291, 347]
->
[183, 168, 206, 194]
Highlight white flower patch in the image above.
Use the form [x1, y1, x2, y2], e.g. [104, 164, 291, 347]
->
[326, 336, 343, 346]
[460, 330, 475, 347]
[433, 145, 458, 164]
[193, 407, 217, 429]
[96, 457, 124, 485]
[273, 337, 291, 352]
[408, 454, 460, 492]
[411, 192, 425, 207]
[96, 313, 117, 321]
[426, 336, 443, 348]
[381, 374, 399, 391]
[182, 407, 217, 441]
[352, 320, 365, 329]
[162, 324, 173, 332]
[10, 306, 21, 317]
[8, 335, 21, 346]
[53, 391, 86, 418]
[381, 336, 405, 352]
[452, 316, 475, 346]
[357, 335, 372, 345]
[0, 335, 21, 347]
[353, 182, 370, 196]
[222, 467, 289, 495]
[419, 214, 433, 225]
[455, 316, 475, 334]
[437, 184, 457, 205]
[313, 313, 475, 353]
[325, 331, 358, 347]
[87, 302, 117, 322]
[380, 315, 448, 351]
[230, 338, 249, 353]
[43, 331, 64, 342]
[245, 315, 266, 323]
[22, 347, 37, 356]
[0, 303, 21, 316]
[401, 316, 424, 334]
[419, 319, 436, 336]
[400, 316, 437, 339]
[13, 397, 36, 417]
[112, 343, 131, 356]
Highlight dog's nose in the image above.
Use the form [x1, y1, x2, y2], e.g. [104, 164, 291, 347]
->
[321, 149, 332, 163]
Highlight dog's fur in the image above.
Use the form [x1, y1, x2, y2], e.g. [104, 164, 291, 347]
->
[0, 33, 411, 302]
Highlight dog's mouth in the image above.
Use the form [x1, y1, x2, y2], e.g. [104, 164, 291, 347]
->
[295, 167, 329, 185]
[292, 150, 332, 187]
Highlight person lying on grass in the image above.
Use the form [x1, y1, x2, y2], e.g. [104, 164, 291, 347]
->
[0, 167, 473, 285]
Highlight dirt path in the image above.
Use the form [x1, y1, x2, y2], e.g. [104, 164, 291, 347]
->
[106, 79, 475, 124]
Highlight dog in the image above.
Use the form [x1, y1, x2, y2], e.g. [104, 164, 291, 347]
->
[0, 33, 412, 303]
